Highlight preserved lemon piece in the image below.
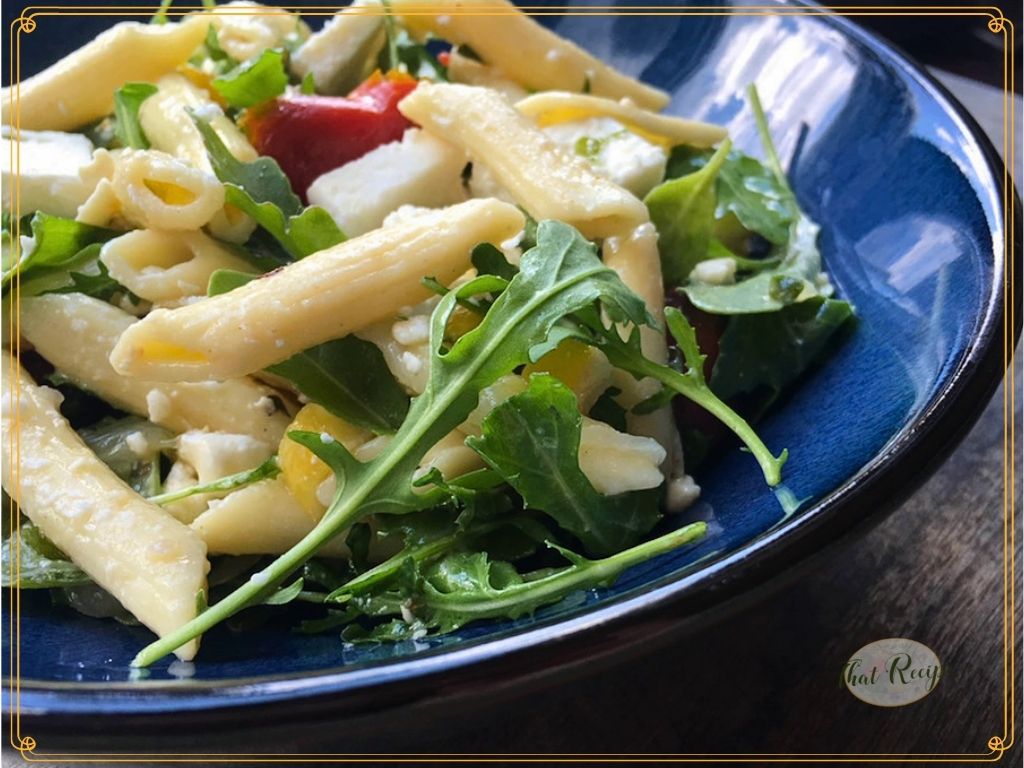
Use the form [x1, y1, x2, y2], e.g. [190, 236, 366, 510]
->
[278, 404, 371, 519]
[523, 339, 613, 413]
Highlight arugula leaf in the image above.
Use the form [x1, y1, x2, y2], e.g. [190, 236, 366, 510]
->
[132, 220, 654, 666]
[208, 274, 410, 432]
[78, 416, 170, 496]
[710, 297, 855, 403]
[150, 0, 174, 25]
[581, 306, 787, 487]
[344, 522, 706, 636]
[266, 336, 410, 434]
[681, 211, 824, 314]
[113, 83, 159, 149]
[148, 457, 281, 506]
[207, 268, 258, 296]
[679, 85, 829, 315]
[190, 24, 239, 75]
[645, 139, 732, 287]
[379, 12, 448, 81]
[666, 145, 793, 246]
[588, 386, 628, 432]
[213, 48, 289, 109]
[192, 115, 346, 259]
[2, 521, 91, 589]
[2, 214, 118, 293]
[467, 374, 661, 556]
[471, 242, 518, 281]
[48, 261, 135, 302]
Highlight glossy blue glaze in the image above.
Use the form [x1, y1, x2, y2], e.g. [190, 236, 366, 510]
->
[5, 0, 1009, 716]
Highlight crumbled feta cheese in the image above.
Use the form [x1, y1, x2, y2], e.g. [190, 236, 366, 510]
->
[541, 116, 668, 198]
[691, 257, 737, 285]
[400, 350, 424, 375]
[124, 430, 150, 457]
[319, 431, 335, 444]
[666, 474, 701, 512]
[392, 315, 430, 346]
[145, 389, 173, 424]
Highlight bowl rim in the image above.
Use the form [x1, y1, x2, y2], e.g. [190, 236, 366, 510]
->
[9, 0, 1022, 726]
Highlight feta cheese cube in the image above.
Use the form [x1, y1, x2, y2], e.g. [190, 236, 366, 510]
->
[1, 128, 95, 217]
[307, 128, 467, 237]
[542, 116, 667, 198]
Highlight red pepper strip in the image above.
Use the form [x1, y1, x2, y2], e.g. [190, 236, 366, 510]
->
[244, 72, 419, 200]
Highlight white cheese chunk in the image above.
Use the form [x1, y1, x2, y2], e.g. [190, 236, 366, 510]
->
[691, 257, 737, 285]
[1, 128, 95, 217]
[177, 431, 273, 486]
[191, 478, 350, 557]
[542, 116, 667, 198]
[577, 417, 667, 496]
[307, 128, 467, 237]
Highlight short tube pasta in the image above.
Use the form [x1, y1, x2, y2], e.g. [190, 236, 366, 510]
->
[109, 198, 526, 382]
[138, 74, 258, 243]
[0, 352, 208, 660]
[516, 92, 728, 148]
[1, 17, 208, 131]
[399, 83, 647, 239]
[100, 229, 258, 307]
[395, 0, 669, 110]
[111, 150, 226, 231]
[19, 293, 292, 444]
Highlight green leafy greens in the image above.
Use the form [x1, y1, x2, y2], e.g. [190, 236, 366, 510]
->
[206, 276, 409, 433]
[192, 115, 346, 259]
[467, 374, 660, 556]
[266, 337, 411, 434]
[212, 48, 289, 109]
[113, 83, 159, 150]
[132, 219, 668, 666]
[645, 139, 732, 286]
[1, 213, 118, 294]
[2, 521, 91, 589]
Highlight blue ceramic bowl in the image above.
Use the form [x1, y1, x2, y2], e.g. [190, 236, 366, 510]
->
[5, 0, 1019, 740]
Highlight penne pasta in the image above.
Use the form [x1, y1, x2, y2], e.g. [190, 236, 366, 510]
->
[139, 75, 258, 171]
[0, 351, 208, 660]
[77, 149, 226, 232]
[399, 83, 648, 239]
[446, 50, 528, 102]
[100, 229, 258, 307]
[138, 74, 259, 243]
[19, 293, 291, 443]
[109, 198, 525, 382]
[1, 17, 208, 131]
[516, 91, 728, 149]
[395, 0, 669, 110]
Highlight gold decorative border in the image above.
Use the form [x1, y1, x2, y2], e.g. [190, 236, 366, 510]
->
[4, 2, 1017, 762]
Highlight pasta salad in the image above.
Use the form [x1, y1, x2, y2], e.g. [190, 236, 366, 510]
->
[0, 0, 855, 667]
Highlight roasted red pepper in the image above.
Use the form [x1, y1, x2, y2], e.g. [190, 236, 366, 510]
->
[243, 71, 419, 200]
